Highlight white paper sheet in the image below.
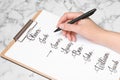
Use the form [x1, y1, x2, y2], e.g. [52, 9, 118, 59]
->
[5, 10, 120, 80]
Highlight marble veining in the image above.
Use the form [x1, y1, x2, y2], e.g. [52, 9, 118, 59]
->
[0, 0, 120, 80]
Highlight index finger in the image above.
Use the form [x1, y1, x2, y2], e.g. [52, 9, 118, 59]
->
[57, 12, 83, 26]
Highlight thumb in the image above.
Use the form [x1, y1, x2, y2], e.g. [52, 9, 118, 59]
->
[59, 23, 79, 33]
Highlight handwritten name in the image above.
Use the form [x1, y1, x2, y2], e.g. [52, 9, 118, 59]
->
[27, 29, 41, 41]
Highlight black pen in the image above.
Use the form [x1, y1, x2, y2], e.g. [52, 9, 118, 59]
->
[54, 8, 96, 32]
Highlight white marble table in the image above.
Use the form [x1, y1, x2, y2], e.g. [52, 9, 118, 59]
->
[0, 0, 120, 80]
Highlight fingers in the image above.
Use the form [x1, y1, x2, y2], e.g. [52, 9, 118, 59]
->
[66, 32, 72, 41]
[62, 30, 67, 37]
[57, 12, 83, 42]
[62, 31, 76, 42]
[57, 12, 83, 26]
[71, 32, 76, 42]
[59, 23, 80, 33]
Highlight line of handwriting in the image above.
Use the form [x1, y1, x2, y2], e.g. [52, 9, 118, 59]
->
[24, 29, 119, 73]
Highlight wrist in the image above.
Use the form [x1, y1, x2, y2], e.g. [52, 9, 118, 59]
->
[90, 29, 108, 45]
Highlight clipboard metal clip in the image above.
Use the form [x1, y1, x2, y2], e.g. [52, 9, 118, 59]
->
[14, 20, 39, 42]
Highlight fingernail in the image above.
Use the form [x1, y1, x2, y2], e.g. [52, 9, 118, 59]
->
[73, 39, 76, 42]
[59, 24, 64, 29]
[56, 24, 59, 27]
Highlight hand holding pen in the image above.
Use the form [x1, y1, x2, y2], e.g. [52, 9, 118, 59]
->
[54, 8, 120, 54]
[54, 8, 96, 32]
[54, 8, 106, 42]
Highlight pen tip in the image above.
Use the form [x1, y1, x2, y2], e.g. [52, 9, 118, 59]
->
[54, 29, 58, 32]
[54, 28, 61, 32]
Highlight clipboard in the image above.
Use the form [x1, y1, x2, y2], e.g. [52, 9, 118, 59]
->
[0, 10, 54, 80]
[0, 10, 120, 80]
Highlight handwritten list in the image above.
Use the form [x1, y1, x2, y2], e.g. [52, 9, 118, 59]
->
[5, 10, 120, 80]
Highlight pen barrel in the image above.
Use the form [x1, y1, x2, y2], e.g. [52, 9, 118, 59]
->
[68, 14, 90, 24]
[68, 13, 92, 24]
[68, 8, 96, 24]
[54, 8, 96, 32]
